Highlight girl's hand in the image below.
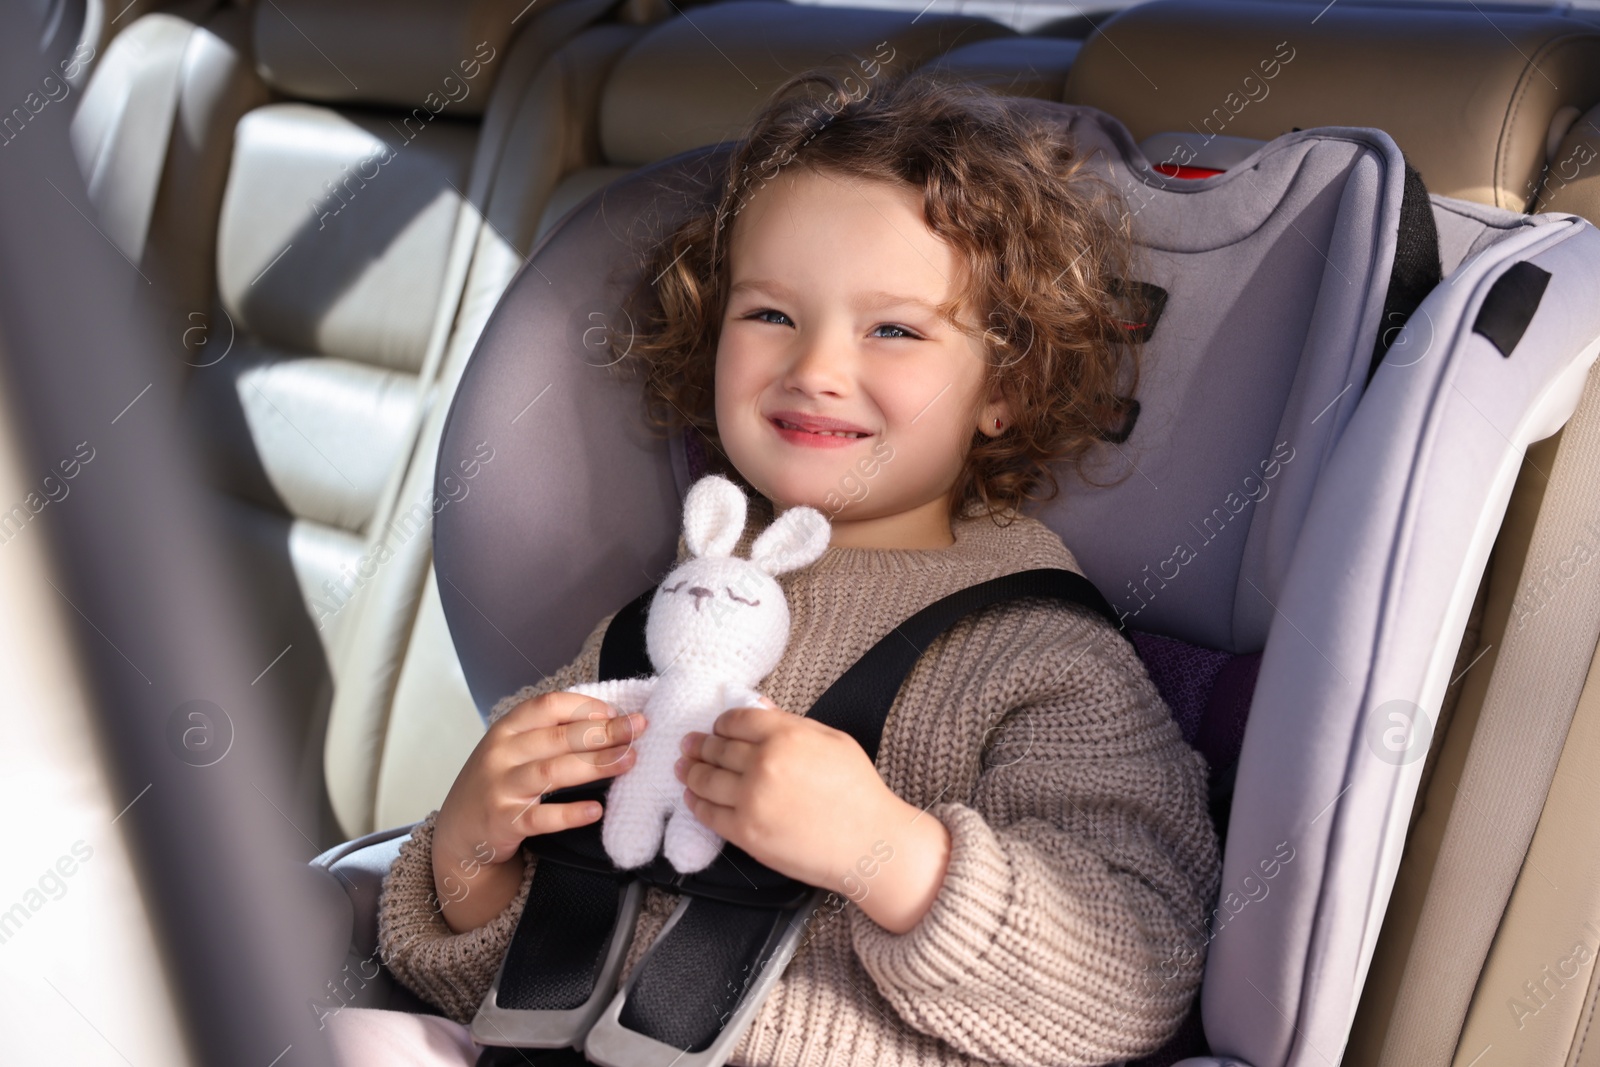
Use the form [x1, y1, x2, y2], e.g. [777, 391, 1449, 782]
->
[432, 691, 646, 933]
[676, 701, 952, 933]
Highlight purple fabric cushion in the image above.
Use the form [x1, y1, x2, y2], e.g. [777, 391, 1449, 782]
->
[1198, 649, 1261, 772]
[1129, 631, 1233, 748]
[1123, 632, 1262, 1066]
[1130, 628, 1258, 775]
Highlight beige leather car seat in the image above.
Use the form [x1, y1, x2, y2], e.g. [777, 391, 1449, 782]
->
[71, 6, 268, 343]
[924, 35, 1078, 101]
[70, 0, 671, 842]
[1065, 0, 1600, 210]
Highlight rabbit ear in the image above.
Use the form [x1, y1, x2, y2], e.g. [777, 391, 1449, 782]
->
[682, 475, 748, 559]
[750, 504, 830, 576]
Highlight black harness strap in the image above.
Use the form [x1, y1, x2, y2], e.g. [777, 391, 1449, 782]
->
[597, 585, 656, 682]
[806, 567, 1130, 762]
[1366, 157, 1443, 386]
[489, 566, 1128, 1056]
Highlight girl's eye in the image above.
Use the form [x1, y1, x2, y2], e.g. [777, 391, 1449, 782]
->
[870, 323, 919, 340]
[747, 308, 793, 327]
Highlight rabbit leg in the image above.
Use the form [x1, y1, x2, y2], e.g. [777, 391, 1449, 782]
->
[600, 769, 669, 869]
[658, 688, 754, 871]
[600, 728, 679, 869]
[663, 805, 724, 873]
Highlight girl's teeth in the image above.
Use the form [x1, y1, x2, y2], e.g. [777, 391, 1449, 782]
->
[781, 420, 861, 438]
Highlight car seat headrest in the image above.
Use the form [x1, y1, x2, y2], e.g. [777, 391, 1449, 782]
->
[1063, 0, 1600, 211]
[1536, 101, 1600, 223]
[921, 37, 1079, 103]
[596, 0, 1014, 167]
[253, 0, 524, 117]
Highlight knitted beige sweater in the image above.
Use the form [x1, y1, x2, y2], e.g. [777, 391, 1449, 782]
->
[378, 497, 1220, 1067]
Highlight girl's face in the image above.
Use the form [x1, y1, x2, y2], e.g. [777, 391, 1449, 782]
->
[714, 167, 1010, 547]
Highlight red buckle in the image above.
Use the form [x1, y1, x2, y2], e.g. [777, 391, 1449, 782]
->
[1153, 163, 1224, 180]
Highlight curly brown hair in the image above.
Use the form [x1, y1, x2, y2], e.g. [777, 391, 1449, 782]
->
[616, 67, 1149, 524]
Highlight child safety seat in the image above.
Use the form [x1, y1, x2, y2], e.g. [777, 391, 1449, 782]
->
[312, 101, 1600, 1067]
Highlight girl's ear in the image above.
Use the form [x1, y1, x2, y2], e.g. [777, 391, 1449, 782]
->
[682, 475, 748, 559]
[980, 384, 1014, 437]
[750, 504, 830, 576]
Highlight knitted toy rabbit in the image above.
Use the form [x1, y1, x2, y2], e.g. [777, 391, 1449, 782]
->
[564, 474, 831, 874]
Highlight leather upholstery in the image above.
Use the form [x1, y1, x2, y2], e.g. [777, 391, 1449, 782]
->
[253, 0, 529, 115]
[186, 346, 424, 533]
[1453, 623, 1600, 1065]
[191, 93, 478, 716]
[598, 1, 1013, 166]
[215, 105, 477, 371]
[324, 17, 651, 835]
[1064, 0, 1600, 210]
[924, 36, 1077, 101]
[372, 569, 489, 830]
[71, 8, 269, 334]
[73, 2, 645, 840]
[1536, 102, 1600, 225]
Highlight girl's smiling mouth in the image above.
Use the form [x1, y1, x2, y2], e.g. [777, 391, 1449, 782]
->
[767, 411, 873, 448]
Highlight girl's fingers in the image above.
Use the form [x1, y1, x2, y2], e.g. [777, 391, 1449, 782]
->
[689, 732, 756, 773]
[680, 758, 742, 808]
[500, 691, 622, 735]
[680, 789, 732, 839]
[514, 796, 604, 838]
[508, 711, 645, 764]
[510, 744, 637, 799]
[712, 703, 780, 742]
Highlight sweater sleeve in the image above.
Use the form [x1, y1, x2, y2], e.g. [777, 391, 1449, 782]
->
[846, 617, 1221, 1066]
[376, 611, 617, 1023]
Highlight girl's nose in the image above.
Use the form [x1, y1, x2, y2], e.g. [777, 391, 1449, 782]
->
[783, 334, 851, 395]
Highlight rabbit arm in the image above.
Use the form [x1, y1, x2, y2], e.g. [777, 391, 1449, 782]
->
[564, 677, 657, 716]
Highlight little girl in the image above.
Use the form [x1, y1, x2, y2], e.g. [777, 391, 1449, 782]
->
[328, 70, 1219, 1067]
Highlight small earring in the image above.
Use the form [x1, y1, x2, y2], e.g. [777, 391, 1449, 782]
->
[994, 418, 1003, 430]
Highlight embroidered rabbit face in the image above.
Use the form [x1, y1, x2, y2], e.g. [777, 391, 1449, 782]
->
[644, 475, 831, 685]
